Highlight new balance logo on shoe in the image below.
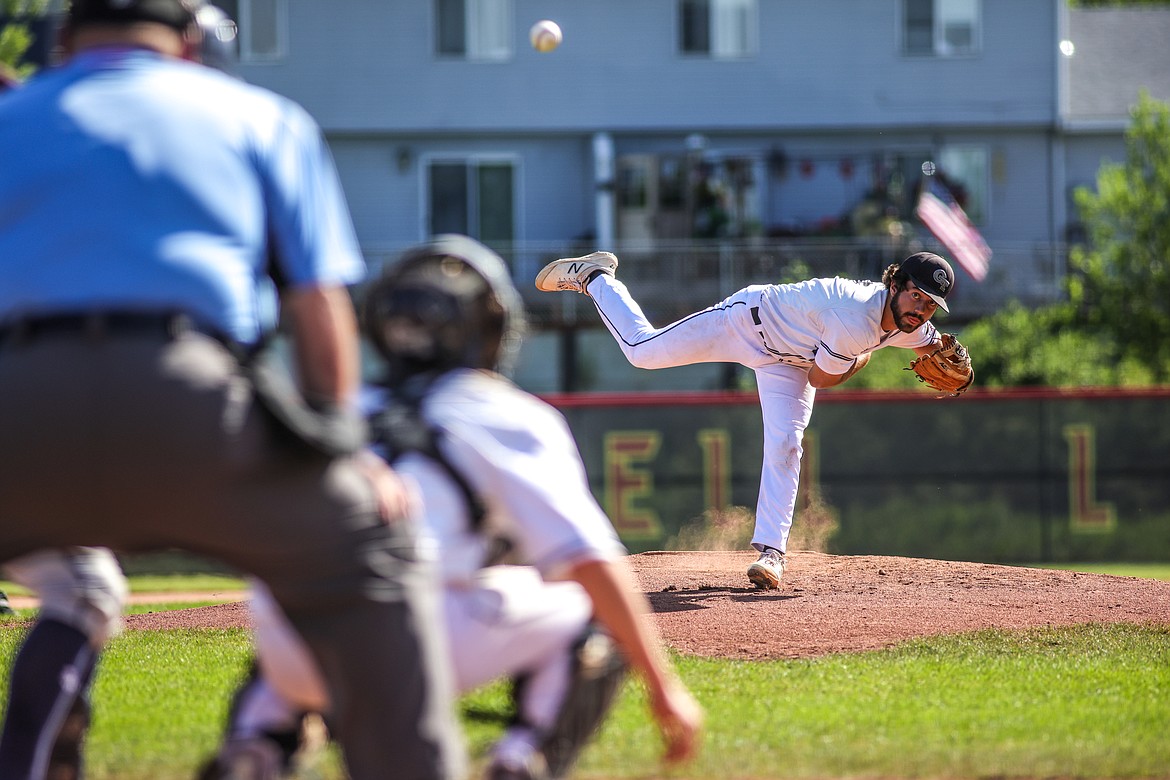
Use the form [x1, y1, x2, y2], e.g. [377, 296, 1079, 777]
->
[534, 252, 619, 295]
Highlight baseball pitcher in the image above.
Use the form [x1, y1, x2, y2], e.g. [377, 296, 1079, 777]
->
[535, 250, 973, 590]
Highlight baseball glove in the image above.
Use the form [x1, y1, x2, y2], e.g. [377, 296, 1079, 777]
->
[907, 333, 974, 396]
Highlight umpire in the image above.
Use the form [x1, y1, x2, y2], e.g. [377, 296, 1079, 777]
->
[0, 1, 462, 778]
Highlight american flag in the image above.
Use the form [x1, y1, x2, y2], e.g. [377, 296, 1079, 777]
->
[915, 175, 991, 281]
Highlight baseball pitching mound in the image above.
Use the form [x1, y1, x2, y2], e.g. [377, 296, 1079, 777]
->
[118, 551, 1170, 661]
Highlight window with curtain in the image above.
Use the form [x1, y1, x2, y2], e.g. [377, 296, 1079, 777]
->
[436, 0, 512, 61]
[679, 0, 757, 59]
[903, 0, 980, 57]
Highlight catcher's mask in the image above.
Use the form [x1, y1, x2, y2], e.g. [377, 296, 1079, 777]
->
[362, 235, 526, 383]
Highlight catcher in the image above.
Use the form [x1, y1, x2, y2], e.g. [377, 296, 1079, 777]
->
[201, 236, 703, 780]
[535, 249, 974, 591]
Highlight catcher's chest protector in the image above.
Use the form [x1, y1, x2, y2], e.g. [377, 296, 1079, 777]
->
[370, 398, 487, 530]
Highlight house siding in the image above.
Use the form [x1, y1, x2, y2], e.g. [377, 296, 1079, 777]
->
[210, 0, 1167, 381]
[240, 1, 1058, 133]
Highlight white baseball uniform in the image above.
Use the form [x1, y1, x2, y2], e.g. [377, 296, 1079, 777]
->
[2, 547, 127, 645]
[251, 368, 627, 756]
[587, 274, 938, 552]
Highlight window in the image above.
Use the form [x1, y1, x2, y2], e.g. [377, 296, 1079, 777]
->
[658, 157, 688, 210]
[436, 0, 512, 61]
[936, 146, 988, 223]
[903, 0, 979, 57]
[217, 0, 285, 60]
[679, 0, 757, 59]
[427, 159, 515, 247]
[617, 165, 649, 210]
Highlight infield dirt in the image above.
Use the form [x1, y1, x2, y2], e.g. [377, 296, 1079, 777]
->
[102, 550, 1170, 661]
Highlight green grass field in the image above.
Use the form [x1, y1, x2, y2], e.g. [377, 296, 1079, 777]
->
[1033, 562, 1170, 581]
[1, 623, 1167, 779]
[1, 563, 1168, 778]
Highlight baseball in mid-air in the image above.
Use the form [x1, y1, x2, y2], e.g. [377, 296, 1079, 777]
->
[529, 19, 563, 53]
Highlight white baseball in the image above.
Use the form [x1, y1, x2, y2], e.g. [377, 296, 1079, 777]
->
[529, 20, 562, 53]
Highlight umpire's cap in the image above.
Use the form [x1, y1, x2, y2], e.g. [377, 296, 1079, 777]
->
[69, 0, 199, 31]
[196, 4, 238, 73]
[898, 252, 955, 313]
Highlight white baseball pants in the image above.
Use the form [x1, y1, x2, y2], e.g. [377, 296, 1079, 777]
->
[252, 565, 593, 733]
[588, 275, 815, 552]
[2, 547, 128, 645]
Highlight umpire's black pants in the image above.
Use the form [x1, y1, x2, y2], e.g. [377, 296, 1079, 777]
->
[0, 326, 464, 780]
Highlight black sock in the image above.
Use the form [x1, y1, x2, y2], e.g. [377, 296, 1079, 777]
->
[0, 619, 96, 778]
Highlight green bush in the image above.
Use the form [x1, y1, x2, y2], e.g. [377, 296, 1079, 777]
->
[822, 301, 1160, 391]
[958, 302, 1158, 388]
[898, 93, 1170, 390]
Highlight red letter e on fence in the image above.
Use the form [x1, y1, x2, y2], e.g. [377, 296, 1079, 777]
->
[603, 431, 662, 540]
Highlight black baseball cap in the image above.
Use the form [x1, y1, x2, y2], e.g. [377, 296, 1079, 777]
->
[69, 0, 198, 31]
[898, 252, 955, 313]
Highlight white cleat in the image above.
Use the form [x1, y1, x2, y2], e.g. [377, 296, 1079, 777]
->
[534, 251, 618, 294]
[747, 548, 786, 590]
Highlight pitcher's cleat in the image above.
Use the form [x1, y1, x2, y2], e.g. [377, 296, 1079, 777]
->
[534, 251, 618, 294]
[747, 547, 786, 590]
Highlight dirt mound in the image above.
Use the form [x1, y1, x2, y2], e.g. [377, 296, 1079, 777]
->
[117, 551, 1170, 660]
[124, 599, 250, 631]
[635, 550, 1170, 659]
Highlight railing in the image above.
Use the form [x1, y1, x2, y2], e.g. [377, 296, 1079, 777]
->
[364, 237, 1069, 328]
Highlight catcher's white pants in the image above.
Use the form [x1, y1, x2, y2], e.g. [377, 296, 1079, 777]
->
[2, 547, 127, 645]
[589, 276, 815, 552]
[251, 566, 593, 733]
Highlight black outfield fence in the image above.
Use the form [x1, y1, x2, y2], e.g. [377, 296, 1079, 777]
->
[546, 387, 1170, 563]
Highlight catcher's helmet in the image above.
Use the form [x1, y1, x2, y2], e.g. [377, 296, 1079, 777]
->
[363, 235, 526, 382]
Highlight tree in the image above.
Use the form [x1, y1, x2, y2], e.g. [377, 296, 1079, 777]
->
[0, 0, 51, 81]
[951, 93, 1170, 390]
[1069, 91, 1170, 381]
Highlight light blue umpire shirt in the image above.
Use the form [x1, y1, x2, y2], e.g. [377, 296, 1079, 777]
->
[0, 46, 365, 346]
